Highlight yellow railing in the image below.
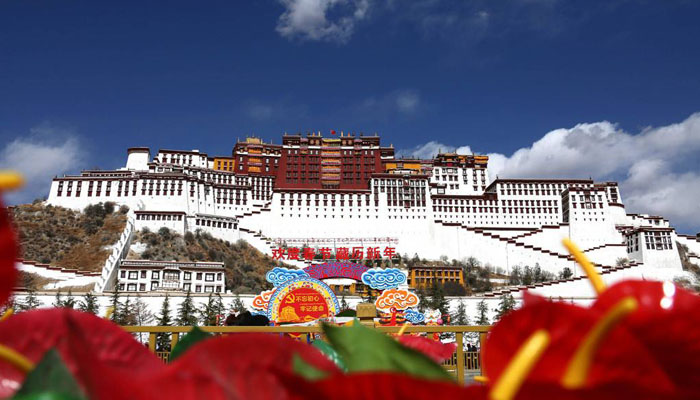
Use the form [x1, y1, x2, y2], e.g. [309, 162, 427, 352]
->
[122, 325, 490, 384]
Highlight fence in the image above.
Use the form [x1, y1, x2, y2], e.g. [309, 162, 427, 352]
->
[122, 325, 490, 384]
[95, 215, 134, 292]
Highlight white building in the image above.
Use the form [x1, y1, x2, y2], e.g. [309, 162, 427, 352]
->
[45, 133, 700, 292]
[118, 260, 225, 294]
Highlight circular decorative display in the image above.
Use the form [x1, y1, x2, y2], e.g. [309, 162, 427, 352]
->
[267, 277, 340, 324]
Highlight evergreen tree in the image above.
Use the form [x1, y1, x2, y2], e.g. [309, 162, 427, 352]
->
[452, 300, 469, 325]
[110, 283, 124, 324]
[428, 282, 449, 316]
[62, 290, 76, 309]
[230, 294, 246, 315]
[156, 295, 173, 351]
[79, 292, 99, 314]
[18, 289, 42, 311]
[494, 294, 516, 321]
[199, 293, 218, 326]
[415, 286, 428, 312]
[558, 267, 573, 279]
[53, 291, 63, 308]
[533, 263, 543, 283]
[213, 293, 225, 325]
[120, 296, 137, 326]
[509, 266, 522, 285]
[522, 266, 533, 285]
[476, 300, 490, 325]
[176, 291, 198, 326]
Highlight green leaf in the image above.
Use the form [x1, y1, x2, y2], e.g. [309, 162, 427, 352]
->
[312, 340, 347, 371]
[292, 353, 330, 380]
[13, 349, 86, 400]
[169, 326, 212, 362]
[322, 321, 454, 382]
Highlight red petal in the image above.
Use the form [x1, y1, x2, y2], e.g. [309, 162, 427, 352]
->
[593, 280, 700, 396]
[513, 381, 681, 400]
[522, 290, 548, 306]
[283, 372, 486, 400]
[0, 309, 162, 398]
[484, 299, 675, 393]
[397, 336, 457, 363]
[139, 333, 342, 400]
[0, 201, 18, 307]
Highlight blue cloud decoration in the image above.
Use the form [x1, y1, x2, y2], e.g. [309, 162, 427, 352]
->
[265, 267, 309, 287]
[360, 268, 406, 290]
[404, 309, 425, 324]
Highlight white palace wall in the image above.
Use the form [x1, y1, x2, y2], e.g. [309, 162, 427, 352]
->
[43, 145, 695, 297]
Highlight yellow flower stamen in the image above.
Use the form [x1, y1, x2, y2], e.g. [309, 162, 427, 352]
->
[474, 375, 489, 384]
[104, 306, 115, 320]
[397, 322, 410, 336]
[489, 330, 550, 400]
[0, 344, 34, 374]
[0, 171, 23, 191]
[0, 308, 13, 322]
[563, 238, 606, 295]
[561, 296, 638, 389]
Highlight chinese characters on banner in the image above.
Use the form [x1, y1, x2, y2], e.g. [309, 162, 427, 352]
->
[271, 246, 397, 261]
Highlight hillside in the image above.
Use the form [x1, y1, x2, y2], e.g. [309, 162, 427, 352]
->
[10, 201, 128, 272]
[128, 228, 277, 293]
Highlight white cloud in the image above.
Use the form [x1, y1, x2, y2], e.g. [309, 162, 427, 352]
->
[274, 1, 634, 46]
[486, 115, 700, 180]
[0, 125, 86, 205]
[399, 113, 700, 231]
[622, 160, 700, 229]
[395, 90, 420, 113]
[244, 103, 275, 120]
[397, 141, 471, 159]
[276, 0, 370, 43]
[242, 100, 309, 121]
[357, 89, 422, 119]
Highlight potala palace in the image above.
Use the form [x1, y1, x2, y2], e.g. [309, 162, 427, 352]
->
[41, 133, 700, 299]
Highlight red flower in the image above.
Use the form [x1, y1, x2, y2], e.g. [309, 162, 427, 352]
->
[284, 371, 687, 400]
[136, 333, 343, 400]
[591, 280, 700, 397]
[397, 335, 457, 363]
[0, 200, 18, 307]
[483, 297, 676, 396]
[0, 309, 163, 398]
[283, 372, 486, 400]
[1, 309, 344, 399]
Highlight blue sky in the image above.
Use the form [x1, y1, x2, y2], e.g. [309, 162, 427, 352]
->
[1, 0, 699, 232]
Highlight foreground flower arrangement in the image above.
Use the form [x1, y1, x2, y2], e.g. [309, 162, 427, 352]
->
[0, 174, 699, 399]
